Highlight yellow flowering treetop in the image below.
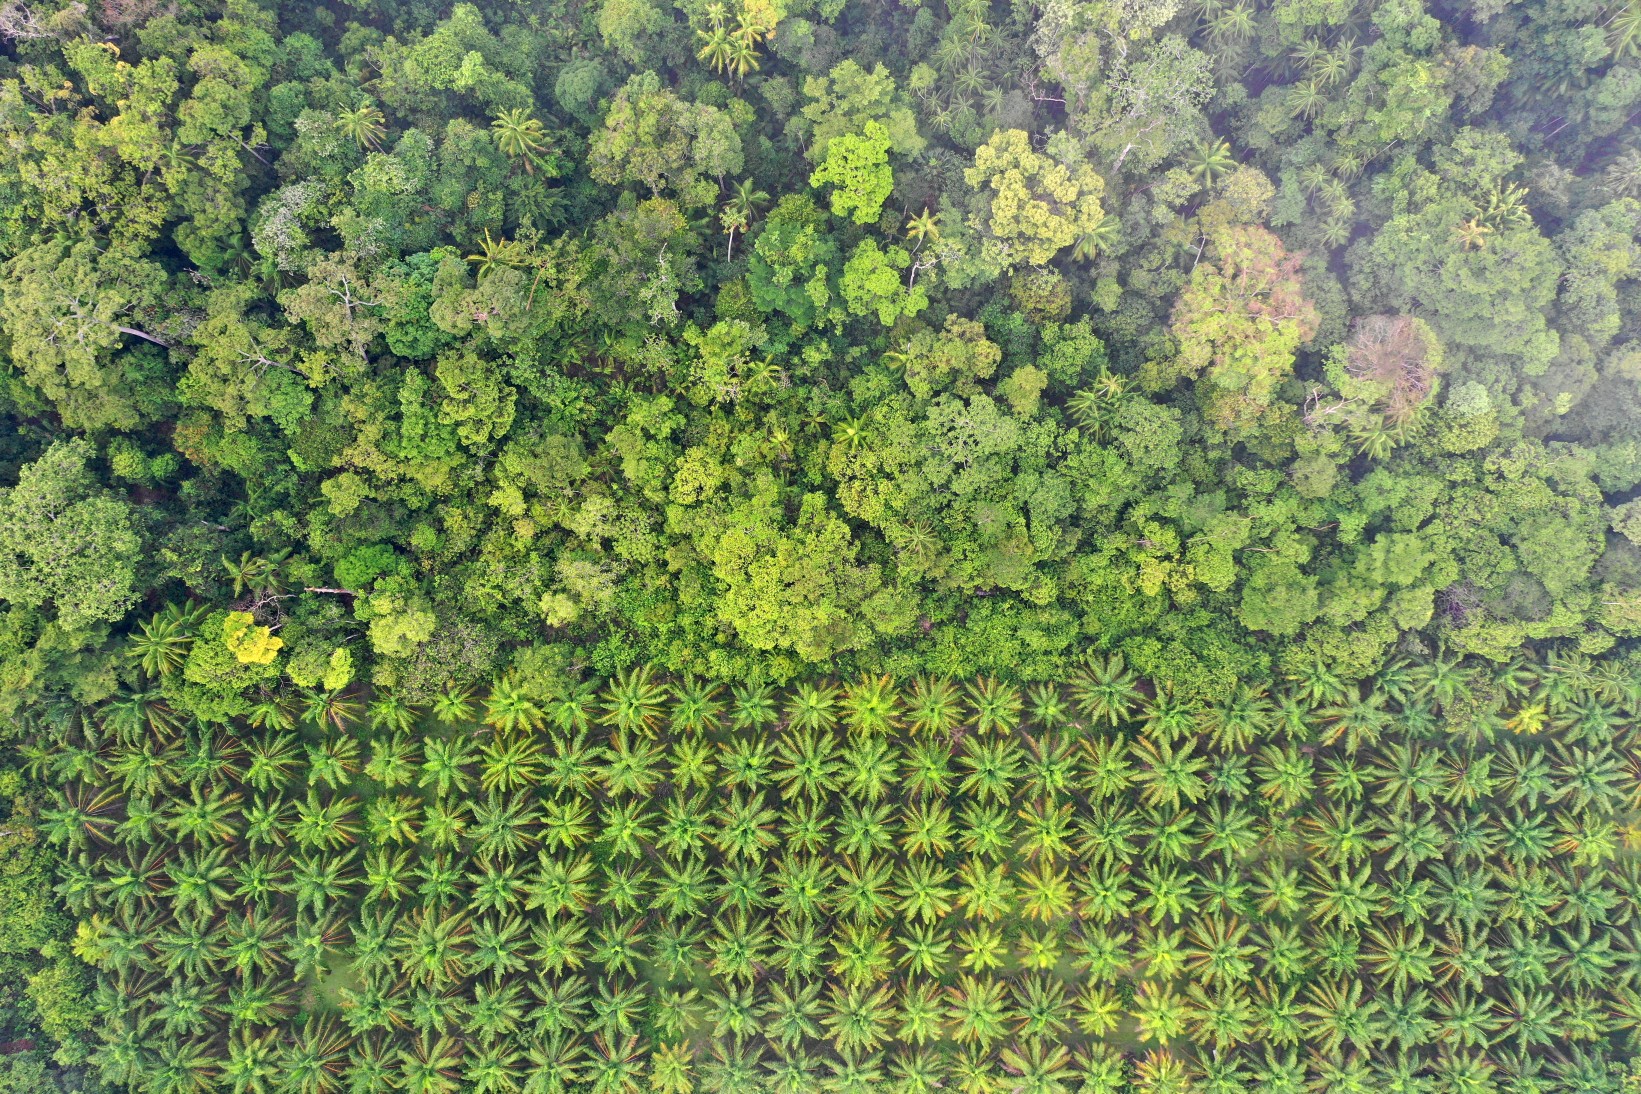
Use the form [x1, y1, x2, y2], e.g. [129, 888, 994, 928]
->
[963, 129, 1106, 268]
[222, 611, 283, 665]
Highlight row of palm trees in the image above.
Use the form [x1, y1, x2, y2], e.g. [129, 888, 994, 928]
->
[55, 731, 1638, 876]
[122, 599, 1641, 741]
[84, 965, 1635, 1093]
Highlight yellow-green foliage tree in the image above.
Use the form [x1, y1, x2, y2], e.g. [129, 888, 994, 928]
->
[963, 129, 1106, 268]
[809, 120, 894, 226]
[1165, 223, 1320, 436]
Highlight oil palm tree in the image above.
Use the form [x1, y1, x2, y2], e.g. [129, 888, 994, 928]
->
[668, 674, 723, 733]
[1202, 684, 1271, 750]
[479, 675, 541, 734]
[785, 681, 840, 731]
[958, 736, 1023, 807]
[303, 689, 361, 732]
[479, 734, 543, 792]
[364, 732, 420, 788]
[602, 731, 665, 796]
[601, 664, 669, 736]
[291, 848, 358, 917]
[306, 735, 360, 791]
[904, 675, 963, 737]
[1285, 655, 1350, 707]
[1133, 735, 1209, 809]
[222, 1026, 282, 1093]
[106, 737, 180, 798]
[729, 680, 778, 730]
[430, 684, 477, 726]
[43, 783, 123, 849]
[946, 975, 1009, 1048]
[398, 1033, 463, 1094]
[292, 791, 361, 852]
[648, 1043, 693, 1094]
[101, 688, 183, 744]
[965, 677, 1022, 735]
[366, 693, 417, 734]
[164, 783, 243, 845]
[1070, 652, 1145, 727]
[774, 726, 840, 800]
[1319, 691, 1390, 754]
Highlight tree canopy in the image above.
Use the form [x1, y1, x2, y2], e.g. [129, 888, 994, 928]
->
[1, 0, 1641, 1082]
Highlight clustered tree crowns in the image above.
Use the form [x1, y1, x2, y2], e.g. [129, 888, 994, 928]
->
[1341, 315, 1444, 423]
[588, 72, 742, 204]
[962, 129, 1107, 267]
[0, 0, 1632, 706]
[0, 439, 141, 632]
[1166, 223, 1321, 434]
[808, 120, 894, 226]
[0, 240, 171, 432]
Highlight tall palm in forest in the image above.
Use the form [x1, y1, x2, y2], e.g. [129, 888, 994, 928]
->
[696, 7, 734, 73]
[1186, 138, 1236, 185]
[1071, 213, 1121, 262]
[905, 208, 940, 252]
[335, 102, 386, 151]
[222, 549, 289, 598]
[491, 108, 554, 174]
[127, 602, 206, 680]
[466, 230, 526, 278]
[721, 178, 769, 260]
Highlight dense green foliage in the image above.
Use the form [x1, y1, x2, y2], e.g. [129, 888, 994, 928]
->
[0, 0, 1636, 702]
[2, 0, 1641, 1083]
